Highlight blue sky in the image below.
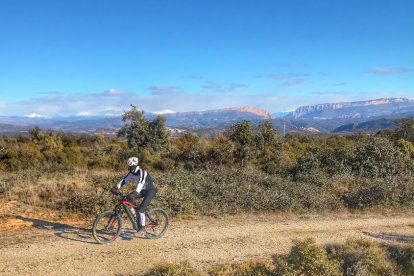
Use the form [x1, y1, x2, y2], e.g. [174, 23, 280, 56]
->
[0, 0, 413, 117]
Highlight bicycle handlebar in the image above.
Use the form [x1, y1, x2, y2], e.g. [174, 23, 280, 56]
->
[111, 190, 127, 198]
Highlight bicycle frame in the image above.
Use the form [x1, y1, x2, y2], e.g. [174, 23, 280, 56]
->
[114, 199, 139, 231]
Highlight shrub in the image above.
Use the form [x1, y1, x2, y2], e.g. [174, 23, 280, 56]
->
[142, 239, 414, 276]
[392, 117, 414, 143]
[397, 139, 414, 158]
[87, 172, 121, 190]
[352, 136, 406, 178]
[145, 261, 200, 276]
[389, 243, 414, 275]
[153, 170, 204, 215]
[5, 166, 343, 216]
[209, 260, 272, 276]
[62, 191, 114, 215]
[343, 180, 387, 209]
[332, 238, 394, 275]
[343, 175, 414, 209]
[273, 238, 341, 276]
[259, 149, 295, 177]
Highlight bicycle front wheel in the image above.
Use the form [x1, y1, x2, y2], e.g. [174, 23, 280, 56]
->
[145, 208, 169, 239]
[92, 210, 123, 244]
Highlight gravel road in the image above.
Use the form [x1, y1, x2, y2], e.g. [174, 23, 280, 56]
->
[1, 212, 414, 275]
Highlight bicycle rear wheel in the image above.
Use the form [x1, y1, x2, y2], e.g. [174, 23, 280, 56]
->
[92, 210, 123, 244]
[145, 208, 169, 239]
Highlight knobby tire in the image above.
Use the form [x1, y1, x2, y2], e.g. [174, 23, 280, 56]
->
[92, 210, 123, 244]
[145, 208, 169, 239]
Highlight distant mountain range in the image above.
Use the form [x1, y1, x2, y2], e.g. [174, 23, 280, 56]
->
[0, 98, 413, 135]
[286, 98, 414, 119]
[156, 107, 271, 129]
[283, 97, 414, 134]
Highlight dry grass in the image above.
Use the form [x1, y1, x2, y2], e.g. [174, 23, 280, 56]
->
[1, 169, 119, 208]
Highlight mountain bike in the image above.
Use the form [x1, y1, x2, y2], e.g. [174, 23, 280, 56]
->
[91, 192, 169, 244]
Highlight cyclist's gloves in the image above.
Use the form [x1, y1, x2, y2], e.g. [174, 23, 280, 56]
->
[126, 191, 139, 202]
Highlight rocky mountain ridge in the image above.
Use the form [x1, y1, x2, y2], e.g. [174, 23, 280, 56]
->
[288, 98, 414, 119]
[164, 107, 270, 118]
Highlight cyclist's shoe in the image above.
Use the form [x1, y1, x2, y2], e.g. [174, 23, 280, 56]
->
[135, 228, 148, 238]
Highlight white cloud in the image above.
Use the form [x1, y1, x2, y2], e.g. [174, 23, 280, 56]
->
[367, 66, 412, 75]
[153, 109, 176, 115]
[0, 90, 136, 117]
[104, 113, 122, 116]
[76, 112, 93, 116]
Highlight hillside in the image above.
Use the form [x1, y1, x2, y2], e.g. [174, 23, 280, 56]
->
[0, 124, 28, 134]
[155, 106, 271, 129]
[331, 118, 396, 133]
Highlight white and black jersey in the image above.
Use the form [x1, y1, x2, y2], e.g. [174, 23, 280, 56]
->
[116, 166, 156, 194]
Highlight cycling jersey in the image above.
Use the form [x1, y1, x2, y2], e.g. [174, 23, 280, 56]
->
[116, 166, 156, 194]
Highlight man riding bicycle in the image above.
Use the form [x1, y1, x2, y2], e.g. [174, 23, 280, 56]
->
[111, 157, 157, 237]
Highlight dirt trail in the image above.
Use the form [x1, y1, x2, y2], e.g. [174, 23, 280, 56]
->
[1, 211, 414, 276]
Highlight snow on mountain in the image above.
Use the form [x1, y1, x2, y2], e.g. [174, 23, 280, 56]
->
[26, 113, 47, 118]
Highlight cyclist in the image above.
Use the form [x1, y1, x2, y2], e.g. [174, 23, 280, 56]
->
[111, 157, 157, 237]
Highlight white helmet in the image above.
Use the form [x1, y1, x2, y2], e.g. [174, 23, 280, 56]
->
[127, 157, 139, 172]
[127, 157, 139, 166]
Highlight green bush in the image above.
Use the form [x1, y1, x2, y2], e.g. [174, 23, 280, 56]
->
[353, 136, 407, 178]
[273, 238, 341, 276]
[343, 175, 414, 209]
[389, 243, 414, 275]
[332, 238, 394, 275]
[62, 191, 114, 215]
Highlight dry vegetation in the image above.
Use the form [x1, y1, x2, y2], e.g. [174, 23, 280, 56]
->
[146, 238, 414, 275]
[1, 119, 413, 217]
